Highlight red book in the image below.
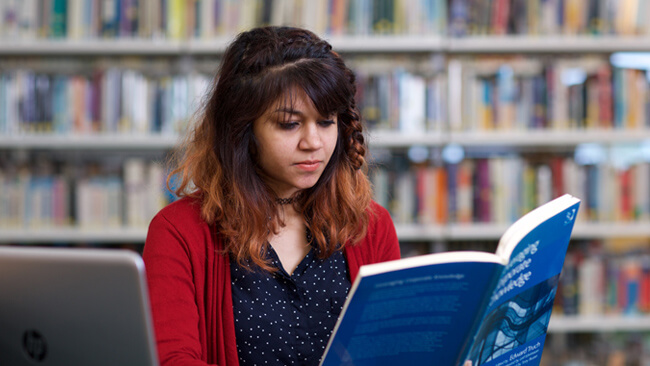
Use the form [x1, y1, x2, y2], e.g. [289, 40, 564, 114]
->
[619, 169, 632, 221]
[639, 261, 650, 312]
[550, 156, 565, 199]
[436, 167, 448, 224]
[491, 0, 510, 35]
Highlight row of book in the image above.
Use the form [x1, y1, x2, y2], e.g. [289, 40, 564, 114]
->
[370, 153, 650, 225]
[558, 241, 650, 316]
[6, 151, 650, 230]
[0, 63, 211, 135]
[0, 158, 170, 229]
[451, 56, 650, 132]
[0, 0, 447, 40]
[2, 55, 650, 136]
[543, 332, 650, 366]
[363, 55, 649, 132]
[450, 0, 650, 37]
[3, 0, 650, 40]
[355, 61, 448, 133]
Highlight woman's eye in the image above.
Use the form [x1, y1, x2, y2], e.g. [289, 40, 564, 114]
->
[319, 119, 336, 127]
[279, 121, 299, 130]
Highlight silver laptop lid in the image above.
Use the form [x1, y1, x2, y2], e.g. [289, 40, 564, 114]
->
[0, 246, 159, 366]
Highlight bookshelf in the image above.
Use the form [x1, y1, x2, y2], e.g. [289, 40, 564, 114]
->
[8, 129, 650, 150]
[3, 35, 650, 55]
[0, 134, 179, 149]
[368, 129, 650, 147]
[549, 315, 650, 333]
[3, 1, 650, 364]
[0, 227, 148, 244]
[3, 221, 650, 244]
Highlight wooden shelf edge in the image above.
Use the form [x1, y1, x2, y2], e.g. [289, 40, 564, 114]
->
[2, 35, 650, 55]
[2, 222, 649, 244]
[549, 314, 650, 333]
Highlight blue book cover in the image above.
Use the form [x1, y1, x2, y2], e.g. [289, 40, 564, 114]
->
[320, 194, 581, 366]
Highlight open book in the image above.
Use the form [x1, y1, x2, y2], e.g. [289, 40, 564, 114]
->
[321, 194, 581, 366]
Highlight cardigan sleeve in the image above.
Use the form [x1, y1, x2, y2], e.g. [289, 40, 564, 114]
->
[143, 209, 214, 366]
[369, 201, 401, 262]
[346, 201, 401, 281]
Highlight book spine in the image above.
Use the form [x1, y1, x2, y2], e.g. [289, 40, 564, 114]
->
[475, 158, 491, 223]
[561, 252, 580, 315]
[578, 255, 605, 315]
[3, 0, 650, 37]
[49, 0, 67, 38]
[448, 0, 468, 36]
[436, 165, 448, 224]
[446, 162, 459, 223]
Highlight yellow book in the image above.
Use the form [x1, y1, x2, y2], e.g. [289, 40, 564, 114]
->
[563, 0, 582, 34]
[167, 0, 187, 40]
[626, 69, 639, 129]
[617, 0, 639, 35]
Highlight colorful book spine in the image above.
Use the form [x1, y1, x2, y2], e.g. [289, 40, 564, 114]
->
[449, 55, 649, 133]
[0, 159, 172, 230]
[367, 152, 650, 227]
[0, 66, 211, 136]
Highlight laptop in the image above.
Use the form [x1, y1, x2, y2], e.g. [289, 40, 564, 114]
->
[0, 246, 159, 366]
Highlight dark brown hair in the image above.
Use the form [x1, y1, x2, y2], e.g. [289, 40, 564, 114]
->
[170, 26, 372, 271]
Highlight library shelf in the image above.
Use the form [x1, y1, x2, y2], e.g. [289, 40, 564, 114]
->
[192, 35, 448, 54]
[367, 131, 447, 148]
[368, 130, 650, 148]
[448, 36, 650, 54]
[395, 222, 650, 241]
[0, 134, 180, 150]
[0, 227, 148, 244]
[0, 129, 647, 152]
[325, 35, 447, 53]
[4, 222, 646, 244]
[1, 129, 648, 151]
[0, 36, 444, 56]
[2, 130, 649, 150]
[548, 315, 650, 333]
[448, 130, 650, 148]
[2, 35, 650, 56]
[0, 38, 191, 56]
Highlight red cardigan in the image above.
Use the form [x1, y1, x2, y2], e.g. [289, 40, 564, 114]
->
[143, 196, 400, 366]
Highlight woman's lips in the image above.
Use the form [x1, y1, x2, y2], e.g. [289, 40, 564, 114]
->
[295, 160, 321, 172]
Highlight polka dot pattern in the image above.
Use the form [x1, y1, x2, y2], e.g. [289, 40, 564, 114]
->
[230, 245, 350, 365]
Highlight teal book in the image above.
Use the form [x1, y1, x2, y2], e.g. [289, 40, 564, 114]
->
[50, 0, 67, 38]
[321, 194, 581, 366]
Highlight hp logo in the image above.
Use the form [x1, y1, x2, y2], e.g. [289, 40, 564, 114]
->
[23, 330, 47, 362]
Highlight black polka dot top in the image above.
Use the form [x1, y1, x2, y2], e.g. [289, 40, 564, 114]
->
[230, 243, 351, 365]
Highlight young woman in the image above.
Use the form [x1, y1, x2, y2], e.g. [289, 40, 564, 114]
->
[143, 26, 400, 366]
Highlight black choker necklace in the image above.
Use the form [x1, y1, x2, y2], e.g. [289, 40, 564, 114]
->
[275, 193, 302, 205]
[275, 197, 295, 205]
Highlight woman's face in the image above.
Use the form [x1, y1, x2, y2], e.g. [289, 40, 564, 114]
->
[253, 90, 338, 198]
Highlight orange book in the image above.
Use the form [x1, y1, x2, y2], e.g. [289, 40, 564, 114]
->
[456, 160, 474, 223]
[550, 157, 565, 199]
[618, 169, 633, 221]
[435, 167, 448, 224]
[597, 65, 613, 129]
[329, 0, 348, 35]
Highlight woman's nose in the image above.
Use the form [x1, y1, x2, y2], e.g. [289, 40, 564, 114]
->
[298, 123, 323, 150]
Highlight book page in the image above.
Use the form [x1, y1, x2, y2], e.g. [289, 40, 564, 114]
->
[321, 256, 503, 366]
[461, 196, 580, 366]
